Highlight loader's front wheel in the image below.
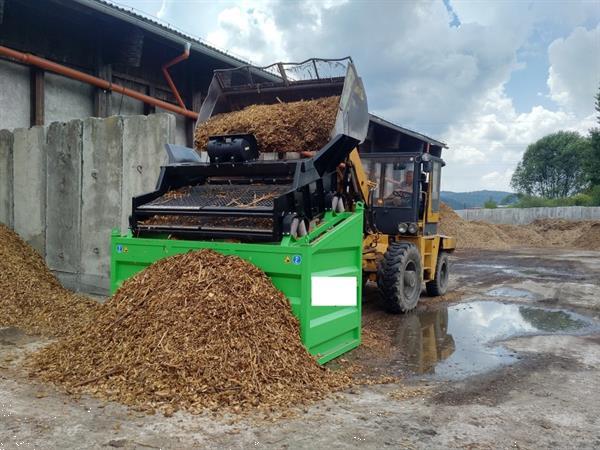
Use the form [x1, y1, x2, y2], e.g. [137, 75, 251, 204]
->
[426, 252, 450, 297]
[377, 243, 422, 314]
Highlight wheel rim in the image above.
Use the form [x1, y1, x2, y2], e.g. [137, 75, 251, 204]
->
[403, 261, 419, 300]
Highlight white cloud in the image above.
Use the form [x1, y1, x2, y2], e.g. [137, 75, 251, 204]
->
[205, 2, 286, 65]
[442, 86, 595, 191]
[480, 169, 514, 190]
[156, 0, 168, 19]
[547, 25, 600, 115]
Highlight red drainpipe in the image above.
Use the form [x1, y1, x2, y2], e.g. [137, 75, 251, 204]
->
[0, 44, 198, 120]
[162, 42, 190, 110]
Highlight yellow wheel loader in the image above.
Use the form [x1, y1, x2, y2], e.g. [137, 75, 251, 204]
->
[342, 115, 456, 313]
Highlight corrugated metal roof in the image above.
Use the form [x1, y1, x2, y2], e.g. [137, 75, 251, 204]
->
[70, 0, 260, 69]
[369, 114, 448, 148]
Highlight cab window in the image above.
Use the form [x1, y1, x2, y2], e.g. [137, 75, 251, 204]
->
[361, 157, 414, 208]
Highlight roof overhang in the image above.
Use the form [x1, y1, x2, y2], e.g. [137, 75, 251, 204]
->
[369, 114, 447, 148]
[71, 0, 279, 82]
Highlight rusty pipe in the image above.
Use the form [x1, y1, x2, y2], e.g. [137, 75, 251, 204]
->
[0, 44, 198, 119]
[162, 42, 190, 110]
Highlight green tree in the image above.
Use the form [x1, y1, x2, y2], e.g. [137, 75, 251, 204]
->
[582, 85, 600, 205]
[483, 198, 497, 209]
[586, 129, 600, 186]
[596, 84, 600, 124]
[511, 131, 590, 198]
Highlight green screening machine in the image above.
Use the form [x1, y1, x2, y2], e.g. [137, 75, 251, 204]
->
[111, 58, 369, 363]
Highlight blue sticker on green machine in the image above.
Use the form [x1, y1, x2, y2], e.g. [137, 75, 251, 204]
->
[292, 255, 302, 265]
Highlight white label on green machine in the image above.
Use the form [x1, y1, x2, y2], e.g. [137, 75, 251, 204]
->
[311, 276, 357, 306]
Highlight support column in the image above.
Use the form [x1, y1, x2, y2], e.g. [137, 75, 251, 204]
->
[185, 89, 202, 147]
[29, 67, 44, 126]
[94, 62, 112, 118]
[144, 85, 156, 115]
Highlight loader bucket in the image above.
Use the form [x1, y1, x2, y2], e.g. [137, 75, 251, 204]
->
[196, 57, 369, 144]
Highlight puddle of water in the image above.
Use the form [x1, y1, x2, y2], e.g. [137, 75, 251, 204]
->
[390, 301, 597, 380]
[454, 262, 586, 281]
[485, 287, 536, 299]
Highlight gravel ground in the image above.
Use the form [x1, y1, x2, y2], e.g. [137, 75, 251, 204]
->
[1, 247, 600, 449]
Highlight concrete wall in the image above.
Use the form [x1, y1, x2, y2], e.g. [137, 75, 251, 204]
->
[455, 207, 600, 225]
[0, 113, 175, 295]
[0, 59, 30, 130]
[45, 73, 95, 124]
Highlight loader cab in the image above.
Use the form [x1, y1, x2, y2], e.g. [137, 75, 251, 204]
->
[358, 116, 446, 236]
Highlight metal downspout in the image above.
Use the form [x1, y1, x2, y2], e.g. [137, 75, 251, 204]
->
[162, 42, 191, 110]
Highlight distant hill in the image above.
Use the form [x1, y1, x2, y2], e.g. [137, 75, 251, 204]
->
[440, 190, 515, 210]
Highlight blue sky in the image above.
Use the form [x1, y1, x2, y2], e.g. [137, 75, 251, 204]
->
[113, 0, 600, 192]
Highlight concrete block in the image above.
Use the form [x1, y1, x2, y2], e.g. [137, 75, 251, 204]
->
[0, 129, 14, 227]
[120, 114, 172, 233]
[81, 116, 123, 293]
[156, 109, 187, 146]
[12, 126, 46, 255]
[46, 120, 83, 274]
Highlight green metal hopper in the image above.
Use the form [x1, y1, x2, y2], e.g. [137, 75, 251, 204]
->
[111, 207, 363, 364]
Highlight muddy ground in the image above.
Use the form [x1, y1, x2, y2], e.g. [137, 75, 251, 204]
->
[1, 248, 600, 449]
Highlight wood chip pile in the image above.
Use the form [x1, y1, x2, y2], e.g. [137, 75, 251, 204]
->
[440, 203, 600, 250]
[194, 96, 340, 153]
[0, 224, 100, 336]
[29, 250, 349, 414]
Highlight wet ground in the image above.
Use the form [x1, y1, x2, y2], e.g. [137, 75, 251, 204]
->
[1, 247, 600, 449]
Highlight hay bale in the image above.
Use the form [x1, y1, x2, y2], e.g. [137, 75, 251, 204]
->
[194, 96, 340, 153]
[28, 249, 349, 414]
[0, 224, 99, 336]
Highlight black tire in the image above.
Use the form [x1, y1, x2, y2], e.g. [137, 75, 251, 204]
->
[426, 252, 450, 297]
[377, 242, 422, 314]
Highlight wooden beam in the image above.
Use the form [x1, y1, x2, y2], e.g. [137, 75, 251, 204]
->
[94, 63, 112, 118]
[30, 67, 44, 126]
[144, 85, 156, 115]
[185, 89, 202, 147]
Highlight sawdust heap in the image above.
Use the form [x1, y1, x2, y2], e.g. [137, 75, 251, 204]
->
[439, 203, 600, 250]
[0, 224, 99, 336]
[29, 250, 349, 414]
[194, 96, 340, 153]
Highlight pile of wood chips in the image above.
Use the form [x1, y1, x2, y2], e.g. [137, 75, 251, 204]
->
[440, 203, 600, 250]
[194, 96, 340, 153]
[28, 250, 349, 414]
[0, 224, 100, 336]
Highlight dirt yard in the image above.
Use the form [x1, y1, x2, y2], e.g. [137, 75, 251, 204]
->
[1, 247, 600, 449]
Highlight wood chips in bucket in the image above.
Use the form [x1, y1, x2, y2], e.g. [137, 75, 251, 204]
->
[28, 249, 349, 414]
[0, 224, 100, 336]
[194, 96, 340, 153]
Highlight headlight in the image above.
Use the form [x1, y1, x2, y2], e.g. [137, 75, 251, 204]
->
[398, 223, 408, 234]
[408, 223, 418, 234]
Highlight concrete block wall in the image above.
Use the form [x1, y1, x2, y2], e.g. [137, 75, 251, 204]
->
[0, 114, 174, 295]
[455, 207, 600, 225]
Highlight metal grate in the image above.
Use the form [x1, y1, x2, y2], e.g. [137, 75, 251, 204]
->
[138, 215, 273, 231]
[141, 184, 289, 210]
